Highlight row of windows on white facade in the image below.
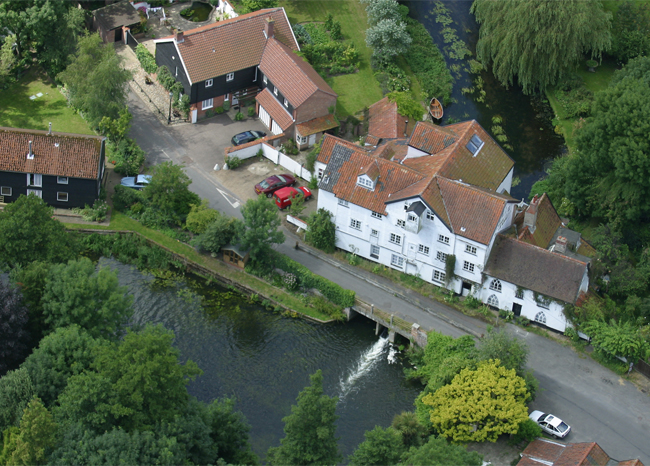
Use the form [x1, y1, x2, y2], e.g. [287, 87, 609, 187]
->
[487, 279, 550, 308]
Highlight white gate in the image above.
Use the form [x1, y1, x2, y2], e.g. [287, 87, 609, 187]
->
[259, 106, 270, 128]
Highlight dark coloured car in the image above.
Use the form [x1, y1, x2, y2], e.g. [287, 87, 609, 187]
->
[254, 174, 295, 197]
[231, 130, 266, 146]
[120, 174, 152, 190]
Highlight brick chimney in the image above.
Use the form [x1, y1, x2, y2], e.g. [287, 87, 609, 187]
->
[174, 30, 184, 44]
[555, 236, 568, 254]
[523, 195, 540, 233]
[264, 18, 275, 39]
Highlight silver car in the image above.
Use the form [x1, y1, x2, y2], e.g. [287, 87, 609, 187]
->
[529, 410, 571, 438]
[120, 174, 152, 190]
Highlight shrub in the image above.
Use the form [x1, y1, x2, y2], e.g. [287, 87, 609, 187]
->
[135, 44, 157, 74]
[234, 112, 245, 121]
[205, 109, 215, 118]
[226, 155, 242, 169]
[215, 106, 224, 114]
[222, 101, 230, 111]
[192, 216, 239, 256]
[157, 65, 177, 91]
[508, 419, 542, 446]
[329, 21, 342, 40]
[248, 106, 256, 117]
[305, 208, 336, 253]
[293, 23, 313, 46]
[110, 138, 145, 176]
[112, 185, 145, 211]
[73, 199, 109, 222]
[185, 200, 220, 234]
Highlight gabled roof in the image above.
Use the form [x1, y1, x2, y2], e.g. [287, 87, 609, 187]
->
[516, 193, 562, 248]
[259, 38, 336, 108]
[407, 120, 514, 191]
[0, 127, 104, 180]
[155, 8, 297, 84]
[519, 438, 644, 466]
[485, 236, 588, 303]
[367, 97, 413, 140]
[317, 133, 367, 165]
[296, 114, 338, 137]
[255, 88, 294, 130]
[94, 1, 141, 31]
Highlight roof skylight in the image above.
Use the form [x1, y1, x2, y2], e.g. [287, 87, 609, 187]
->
[466, 134, 484, 156]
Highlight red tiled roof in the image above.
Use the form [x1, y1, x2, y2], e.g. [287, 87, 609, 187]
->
[367, 97, 411, 139]
[0, 127, 103, 179]
[520, 439, 645, 466]
[296, 114, 338, 137]
[517, 193, 562, 248]
[256, 88, 294, 130]
[158, 9, 297, 83]
[373, 139, 409, 161]
[260, 38, 336, 108]
[521, 438, 567, 464]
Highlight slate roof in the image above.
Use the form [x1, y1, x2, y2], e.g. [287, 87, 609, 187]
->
[156, 8, 297, 83]
[485, 236, 587, 303]
[259, 38, 336, 108]
[317, 133, 367, 165]
[407, 120, 514, 191]
[255, 88, 294, 130]
[295, 114, 338, 137]
[94, 1, 141, 31]
[0, 127, 104, 179]
[367, 96, 414, 139]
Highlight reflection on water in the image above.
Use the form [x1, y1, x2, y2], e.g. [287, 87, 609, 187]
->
[104, 258, 421, 457]
[404, 0, 566, 199]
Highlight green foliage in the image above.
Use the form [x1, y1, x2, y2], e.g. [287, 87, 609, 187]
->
[135, 43, 158, 74]
[10, 261, 51, 343]
[241, 0, 278, 13]
[0, 281, 29, 376]
[56, 325, 202, 433]
[348, 426, 404, 466]
[0, 427, 19, 465]
[79, 233, 174, 271]
[423, 360, 530, 442]
[300, 23, 360, 75]
[185, 200, 220, 234]
[143, 162, 201, 225]
[267, 370, 341, 466]
[508, 418, 542, 446]
[42, 257, 134, 339]
[444, 254, 456, 284]
[226, 155, 243, 169]
[305, 208, 336, 253]
[193, 215, 240, 256]
[157, 65, 177, 92]
[110, 138, 146, 176]
[22, 325, 104, 407]
[0, 194, 77, 268]
[0, 369, 35, 432]
[289, 190, 306, 216]
[364, 0, 401, 26]
[583, 320, 650, 362]
[58, 33, 132, 127]
[366, 18, 412, 61]
[477, 328, 529, 376]
[0, 35, 17, 89]
[73, 199, 109, 223]
[10, 398, 57, 466]
[205, 397, 259, 465]
[391, 411, 427, 448]
[234, 111, 245, 121]
[472, 0, 612, 94]
[293, 24, 313, 46]
[305, 140, 321, 173]
[112, 184, 145, 211]
[248, 106, 256, 117]
[611, 2, 650, 64]
[179, 94, 191, 119]
[99, 106, 132, 144]
[236, 195, 285, 264]
[398, 436, 482, 466]
[386, 91, 424, 122]
[554, 75, 594, 118]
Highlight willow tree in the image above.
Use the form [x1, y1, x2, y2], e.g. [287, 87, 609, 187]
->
[471, 0, 612, 94]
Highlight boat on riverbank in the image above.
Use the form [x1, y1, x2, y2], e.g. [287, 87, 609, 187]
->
[429, 97, 443, 120]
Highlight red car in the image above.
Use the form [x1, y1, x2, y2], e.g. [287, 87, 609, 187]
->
[254, 174, 295, 197]
[273, 186, 312, 209]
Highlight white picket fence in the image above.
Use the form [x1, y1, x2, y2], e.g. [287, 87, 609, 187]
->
[226, 142, 313, 181]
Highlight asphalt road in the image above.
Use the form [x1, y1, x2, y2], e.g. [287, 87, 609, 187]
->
[128, 89, 650, 463]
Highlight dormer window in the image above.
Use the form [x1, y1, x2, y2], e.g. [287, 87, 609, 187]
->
[357, 175, 374, 190]
[226, 72, 234, 82]
[466, 134, 484, 156]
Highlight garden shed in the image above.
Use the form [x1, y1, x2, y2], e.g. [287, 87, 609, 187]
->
[93, 1, 142, 43]
[221, 245, 250, 269]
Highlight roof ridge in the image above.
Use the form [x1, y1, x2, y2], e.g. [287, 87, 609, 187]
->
[438, 176, 514, 201]
[184, 8, 281, 36]
[500, 235, 588, 266]
[0, 126, 104, 141]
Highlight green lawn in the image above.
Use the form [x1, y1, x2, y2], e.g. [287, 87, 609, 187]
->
[0, 67, 93, 134]
[279, 0, 383, 117]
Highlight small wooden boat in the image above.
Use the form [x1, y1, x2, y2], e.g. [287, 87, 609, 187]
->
[429, 97, 443, 120]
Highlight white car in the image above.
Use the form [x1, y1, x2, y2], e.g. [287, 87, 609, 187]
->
[529, 410, 571, 438]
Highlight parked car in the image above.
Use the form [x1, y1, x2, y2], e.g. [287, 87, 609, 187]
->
[273, 186, 312, 209]
[254, 174, 295, 197]
[120, 174, 152, 190]
[529, 410, 571, 438]
[231, 130, 266, 146]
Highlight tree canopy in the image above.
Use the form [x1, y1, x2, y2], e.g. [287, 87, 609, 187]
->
[237, 195, 285, 263]
[422, 360, 530, 442]
[611, 1, 650, 64]
[366, 19, 412, 62]
[399, 436, 483, 466]
[348, 426, 404, 466]
[0, 368, 35, 432]
[143, 162, 201, 225]
[0, 280, 30, 376]
[9, 398, 58, 466]
[472, 0, 612, 94]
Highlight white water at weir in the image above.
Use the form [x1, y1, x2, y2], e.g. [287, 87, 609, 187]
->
[338, 336, 390, 401]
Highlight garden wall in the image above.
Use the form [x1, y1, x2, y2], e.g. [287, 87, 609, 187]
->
[227, 142, 313, 181]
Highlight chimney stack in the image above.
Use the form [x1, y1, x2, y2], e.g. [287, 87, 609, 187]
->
[264, 18, 275, 39]
[174, 30, 184, 44]
[523, 195, 540, 232]
[48, 122, 52, 135]
[27, 140, 34, 160]
[555, 236, 568, 254]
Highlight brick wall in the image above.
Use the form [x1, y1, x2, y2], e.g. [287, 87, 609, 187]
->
[295, 91, 336, 124]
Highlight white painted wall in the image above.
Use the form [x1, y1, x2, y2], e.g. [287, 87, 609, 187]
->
[226, 142, 313, 180]
[497, 167, 514, 194]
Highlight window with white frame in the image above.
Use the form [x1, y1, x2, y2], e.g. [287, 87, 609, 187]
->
[487, 294, 499, 308]
[391, 254, 404, 268]
[273, 87, 278, 96]
[370, 245, 379, 259]
[371, 211, 382, 219]
[426, 210, 435, 221]
[370, 229, 379, 238]
[284, 98, 289, 107]
[224, 93, 230, 101]
[0, 186, 11, 196]
[57, 192, 68, 202]
[389, 233, 401, 245]
[397, 219, 405, 228]
[432, 269, 446, 283]
[27, 189, 42, 198]
[418, 244, 430, 255]
[407, 214, 417, 222]
[202, 98, 213, 110]
[57, 176, 68, 184]
[515, 288, 524, 299]
[465, 244, 477, 255]
[534, 311, 547, 324]
[489, 278, 502, 292]
[226, 72, 234, 81]
[462, 261, 475, 273]
[205, 79, 213, 87]
[466, 134, 484, 156]
[350, 218, 361, 230]
[297, 135, 307, 145]
[357, 177, 374, 190]
[436, 251, 448, 262]
[338, 198, 349, 207]
[438, 234, 450, 244]
[27, 174, 42, 187]
[263, 75, 268, 84]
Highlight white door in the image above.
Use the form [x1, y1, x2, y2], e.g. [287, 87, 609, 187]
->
[259, 106, 270, 128]
[191, 109, 197, 124]
[271, 120, 282, 135]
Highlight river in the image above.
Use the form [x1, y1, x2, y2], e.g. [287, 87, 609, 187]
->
[404, 0, 566, 200]
[107, 258, 422, 458]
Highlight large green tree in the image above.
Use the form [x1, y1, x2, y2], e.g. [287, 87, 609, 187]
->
[11, 261, 52, 344]
[563, 57, 650, 226]
[58, 32, 131, 127]
[398, 436, 482, 466]
[611, 1, 650, 64]
[348, 426, 405, 466]
[10, 398, 58, 466]
[0, 194, 76, 267]
[143, 162, 201, 225]
[471, 0, 612, 94]
[366, 18, 412, 61]
[0, 281, 29, 376]
[267, 370, 341, 466]
[41, 258, 133, 339]
[422, 360, 530, 442]
[0, 368, 35, 432]
[237, 195, 285, 263]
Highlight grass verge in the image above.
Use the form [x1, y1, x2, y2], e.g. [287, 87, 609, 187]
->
[0, 67, 93, 134]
